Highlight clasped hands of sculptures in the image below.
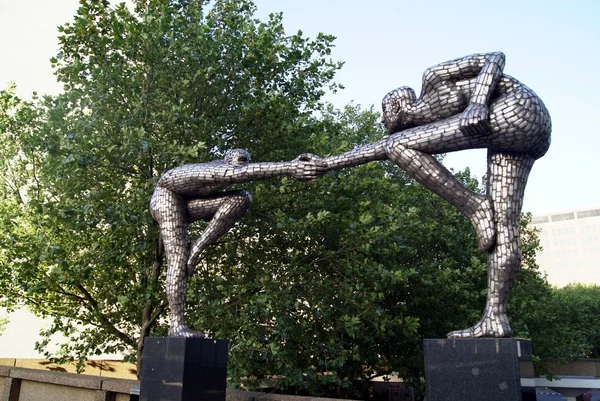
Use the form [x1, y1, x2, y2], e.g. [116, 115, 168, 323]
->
[150, 52, 551, 339]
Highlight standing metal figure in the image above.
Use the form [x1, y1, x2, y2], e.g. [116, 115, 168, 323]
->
[325, 52, 551, 337]
[150, 150, 326, 337]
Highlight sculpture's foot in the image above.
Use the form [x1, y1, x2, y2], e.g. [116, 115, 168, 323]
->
[447, 312, 511, 338]
[469, 197, 496, 253]
[169, 325, 206, 338]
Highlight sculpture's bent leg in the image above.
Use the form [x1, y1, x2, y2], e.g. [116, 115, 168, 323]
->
[447, 151, 535, 338]
[150, 187, 204, 337]
[187, 190, 252, 274]
[384, 87, 551, 252]
[386, 138, 495, 252]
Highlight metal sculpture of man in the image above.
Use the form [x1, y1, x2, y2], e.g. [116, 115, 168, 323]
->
[325, 52, 551, 338]
[150, 150, 326, 337]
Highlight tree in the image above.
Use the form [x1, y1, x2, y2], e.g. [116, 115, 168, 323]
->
[541, 284, 600, 360]
[0, 0, 341, 372]
[0, 86, 52, 316]
[513, 280, 600, 363]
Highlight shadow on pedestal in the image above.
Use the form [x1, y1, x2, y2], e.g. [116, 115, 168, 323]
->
[139, 337, 228, 401]
[424, 338, 534, 401]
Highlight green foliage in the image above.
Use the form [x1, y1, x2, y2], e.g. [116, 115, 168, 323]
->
[543, 284, 600, 360]
[1, 0, 341, 372]
[513, 280, 600, 363]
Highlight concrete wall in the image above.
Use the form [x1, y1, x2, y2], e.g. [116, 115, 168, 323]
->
[4, 360, 597, 401]
[0, 365, 136, 401]
[0, 365, 356, 401]
[546, 359, 600, 377]
[0, 358, 137, 380]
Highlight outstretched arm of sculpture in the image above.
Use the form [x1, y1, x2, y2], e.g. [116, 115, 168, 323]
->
[230, 154, 327, 182]
[291, 153, 329, 180]
[323, 138, 388, 170]
[157, 153, 327, 194]
[421, 52, 506, 136]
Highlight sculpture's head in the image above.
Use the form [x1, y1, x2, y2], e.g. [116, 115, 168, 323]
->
[381, 86, 417, 133]
[224, 149, 251, 166]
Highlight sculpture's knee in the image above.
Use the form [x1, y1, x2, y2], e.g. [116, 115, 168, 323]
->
[235, 190, 252, 208]
[226, 190, 252, 218]
[149, 187, 167, 222]
[150, 187, 186, 226]
[493, 241, 522, 273]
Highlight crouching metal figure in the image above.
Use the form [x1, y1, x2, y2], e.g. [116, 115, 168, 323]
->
[150, 149, 326, 337]
[325, 52, 551, 338]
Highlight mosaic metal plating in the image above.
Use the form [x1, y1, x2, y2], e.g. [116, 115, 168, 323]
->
[150, 150, 326, 337]
[325, 52, 551, 338]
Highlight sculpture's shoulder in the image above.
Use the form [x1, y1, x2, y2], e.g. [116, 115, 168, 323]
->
[156, 159, 239, 194]
[205, 159, 227, 166]
[162, 159, 228, 177]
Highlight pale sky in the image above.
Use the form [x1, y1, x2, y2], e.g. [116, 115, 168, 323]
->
[1, 0, 599, 215]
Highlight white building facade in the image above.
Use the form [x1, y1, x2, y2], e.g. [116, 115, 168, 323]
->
[530, 207, 600, 287]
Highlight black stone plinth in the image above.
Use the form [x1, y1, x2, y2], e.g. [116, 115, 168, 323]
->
[139, 337, 228, 401]
[424, 338, 531, 401]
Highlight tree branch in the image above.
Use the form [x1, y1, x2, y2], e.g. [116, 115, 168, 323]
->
[74, 282, 136, 347]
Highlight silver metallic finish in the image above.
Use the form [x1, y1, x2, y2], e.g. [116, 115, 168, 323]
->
[325, 52, 551, 338]
[150, 150, 326, 337]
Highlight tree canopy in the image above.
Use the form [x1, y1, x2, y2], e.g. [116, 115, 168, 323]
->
[1, 0, 342, 372]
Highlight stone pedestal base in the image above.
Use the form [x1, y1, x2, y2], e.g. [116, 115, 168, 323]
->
[424, 338, 532, 401]
[139, 337, 228, 401]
